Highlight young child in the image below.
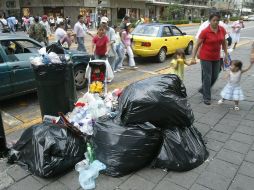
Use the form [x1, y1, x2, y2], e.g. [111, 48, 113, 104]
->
[218, 60, 253, 110]
[169, 49, 191, 80]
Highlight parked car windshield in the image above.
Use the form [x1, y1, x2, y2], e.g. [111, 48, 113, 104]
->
[132, 25, 160, 37]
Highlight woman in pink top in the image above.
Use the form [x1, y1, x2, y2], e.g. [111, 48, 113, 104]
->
[231, 17, 244, 49]
[121, 23, 138, 69]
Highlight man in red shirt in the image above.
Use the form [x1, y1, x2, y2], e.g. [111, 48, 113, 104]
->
[191, 12, 228, 105]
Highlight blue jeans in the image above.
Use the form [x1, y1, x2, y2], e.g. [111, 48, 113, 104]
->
[114, 43, 125, 70]
[77, 37, 86, 52]
[200, 60, 221, 101]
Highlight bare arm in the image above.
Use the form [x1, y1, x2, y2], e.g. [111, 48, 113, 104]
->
[250, 42, 254, 64]
[222, 39, 228, 64]
[242, 63, 253, 74]
[190, 38, 203, 64]
[92, 42, 96, 54]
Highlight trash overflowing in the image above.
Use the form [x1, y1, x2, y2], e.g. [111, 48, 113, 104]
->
[8, 74, 209, 189]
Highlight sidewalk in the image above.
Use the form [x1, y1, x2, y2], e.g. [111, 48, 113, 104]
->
[1, 42, 254, 190]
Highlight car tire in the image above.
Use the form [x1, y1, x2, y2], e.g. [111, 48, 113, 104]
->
[157, 48, 167, 63]
[185, 42, 193, 55]
[74, 65, 87, 90]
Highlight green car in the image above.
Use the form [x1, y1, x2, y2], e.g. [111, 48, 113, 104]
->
[0, 34, 90, 100]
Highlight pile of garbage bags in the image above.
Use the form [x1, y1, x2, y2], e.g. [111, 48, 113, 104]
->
[8, 74, 208, 186]
[92, 74, 209, 177]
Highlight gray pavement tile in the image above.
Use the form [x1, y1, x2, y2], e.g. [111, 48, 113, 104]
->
[6, 165, 30, 181]
[245, 151, 254, 163]
[192, 150, 216, 174]
[153, 178, 186, 190]
[193, 112, 206, 121]
[223, 140, 251, 154]
[205, 130, 230, 143]
[192, 106, 211, 114]
[213, 124, 237, 135]
[206, 138, 224, 152]
[0, 172, 14, 189]
[238, 161, 254, 178]
[205, 159, 238, 179]
[216, 149, 245, 165]
[218, 118, 241, 127]
[166, 171, 199, 189]
[236, 125, 254, 136]
[136, 168, 167, 184]
[7, 176, 44, 190]
[198, 113, 224, 126]
[58, 170, 80, 190]
[41, 181, 69, 190]
[0, 158, 11, 172]
[193, 122, 211, 136]
[230, 132, 254, 145]
[240, 119, 254, 128]
[196, 171, 231, 190]
[95, 174, 127, 190]
[189, 184, 211, 190]
[119, 174, 155, 190]
[228, 174, 254, 190]
[245, 113, 254, 121]
[228, 109, 248, 118]
[33, 176, 57, 186]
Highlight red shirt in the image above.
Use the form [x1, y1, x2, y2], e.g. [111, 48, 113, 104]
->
[92, 35, 109, 56]
[198, 25, 226, 61]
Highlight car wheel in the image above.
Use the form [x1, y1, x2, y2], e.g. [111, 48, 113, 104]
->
[74, 65, 87, 90]
[157, 48, 167, 63]
[185, 42, 193, 55]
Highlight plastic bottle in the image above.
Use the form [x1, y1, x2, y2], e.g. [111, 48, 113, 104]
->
[87, 143, 95, 164]
[78, 160, 106, 190]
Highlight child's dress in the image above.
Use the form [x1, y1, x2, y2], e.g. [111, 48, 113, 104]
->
[170, 58, 185, 80]
[220, 70, 244, 100]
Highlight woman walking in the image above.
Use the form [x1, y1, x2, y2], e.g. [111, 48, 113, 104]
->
[191, 12, 228, 105]
[121, 23, 138, 69]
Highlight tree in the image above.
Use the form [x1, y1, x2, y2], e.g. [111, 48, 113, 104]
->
[163, 4, 185, 20]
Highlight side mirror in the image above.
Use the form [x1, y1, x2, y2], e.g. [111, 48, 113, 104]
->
[182, 32, 187, 35]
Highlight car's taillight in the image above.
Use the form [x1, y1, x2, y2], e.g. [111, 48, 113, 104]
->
[141, 42, 151, 47]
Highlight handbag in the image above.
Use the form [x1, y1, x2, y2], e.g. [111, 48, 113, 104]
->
[0, 20, 10, 33]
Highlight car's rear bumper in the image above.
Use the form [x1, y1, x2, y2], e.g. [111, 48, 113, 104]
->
[133, 48, 159, 57]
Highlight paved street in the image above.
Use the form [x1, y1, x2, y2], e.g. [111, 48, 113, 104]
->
[1, 22, 254, 190]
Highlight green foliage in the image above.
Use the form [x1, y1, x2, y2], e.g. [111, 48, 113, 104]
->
[192, 19, 201, 23]
[159, 20, 189, 25]
[230, 17, 239, 21]
[163, 4, 185, 20]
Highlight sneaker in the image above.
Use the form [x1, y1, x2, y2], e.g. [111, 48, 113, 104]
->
[114, 70, 117, 73]
[218, 99, 224, 104]
[204, 100, 211, 105]
[119, 67, 125, 70]
[117, 69, 121, 72]
[130, 66, 138, 69]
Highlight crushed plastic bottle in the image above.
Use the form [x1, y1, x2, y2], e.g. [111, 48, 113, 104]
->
[77, 160, 106, 190]
[87, 143, 95, 164]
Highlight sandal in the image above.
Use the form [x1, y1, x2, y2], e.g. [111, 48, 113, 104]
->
[234, 106, 240, 111]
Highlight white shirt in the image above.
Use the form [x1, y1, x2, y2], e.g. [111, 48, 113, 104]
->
[40, 20, 51, 36]
[0, 18, 7, 33]
[195, 20, 228, 39]
[55, 27, 67, 41]
[74, 22, 88, 38]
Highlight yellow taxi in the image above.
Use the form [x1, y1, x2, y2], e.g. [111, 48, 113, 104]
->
[131, 23, 194, 62]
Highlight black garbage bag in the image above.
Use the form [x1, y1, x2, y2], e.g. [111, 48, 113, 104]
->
[8, 123, 86, 178]
[92, 118, 163, 177]
[117, 74, 194, 127]
[152, 126, 209, 171]
[46, 42, 65, 54]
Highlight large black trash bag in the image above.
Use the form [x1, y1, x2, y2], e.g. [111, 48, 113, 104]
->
[8, 123, 86, 178]
[92, 118, 163, 177]
[152, 126, 209, 171]
[117, 74, 194, 127]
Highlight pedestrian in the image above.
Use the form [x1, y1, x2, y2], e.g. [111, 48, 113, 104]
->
[121, 23, 138, 69]
[218, 60, 253, 110]
[74, 15, 93, 52]
[49, 16, 55, 33]
[113, 25, 125, 72]
[40, 15, 51, 46]
[55, 22, 72, 49]
[28, 16, 47, 44]
[29, 15, 34, 25]
[7, 16, 16, 33]
[223, 18, 232, 47]
[120, 15, 130, 30]
[191, 12, 228, 105]
[231, 17, 244, 49]
[23, 16, 30, 32]
[92, 26, 110, 60]
[0, 14, 9, 33]
[169, 49, 192, 80]
[100, 16, 117, 68]
[135, 15, 144, 26]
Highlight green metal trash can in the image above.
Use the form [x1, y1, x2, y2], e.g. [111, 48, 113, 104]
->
[33, 63, 77, 118]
